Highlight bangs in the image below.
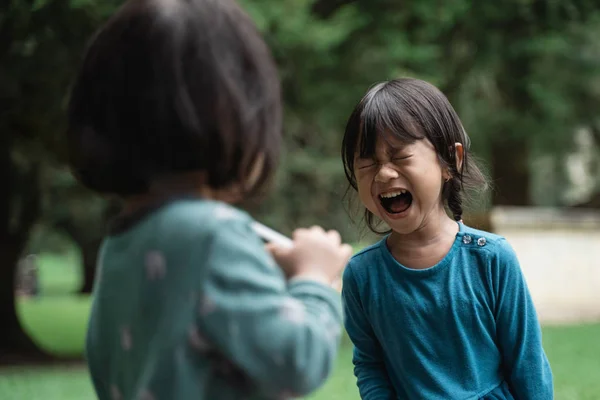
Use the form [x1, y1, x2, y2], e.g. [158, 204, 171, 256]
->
[356, 83, 424, 159]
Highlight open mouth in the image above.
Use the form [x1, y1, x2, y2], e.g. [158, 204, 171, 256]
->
[379, 190, 413, 214]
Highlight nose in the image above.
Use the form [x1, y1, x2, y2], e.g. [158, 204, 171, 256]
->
[374, 163, 399, 183]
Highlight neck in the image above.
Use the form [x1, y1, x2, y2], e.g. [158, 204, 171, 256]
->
[387, 207, 459, 267]
[120, 190, 201, 216]
[121, 180, 242, 216]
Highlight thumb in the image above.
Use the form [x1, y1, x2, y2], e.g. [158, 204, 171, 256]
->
[265, 242, 291, 260]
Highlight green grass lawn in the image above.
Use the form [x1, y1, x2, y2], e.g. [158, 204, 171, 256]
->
[3, 324, 600, 400]
[2, 251, 600, 399]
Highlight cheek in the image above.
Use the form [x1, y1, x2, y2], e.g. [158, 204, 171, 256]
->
[409, 164, 444, 202]
[356, 172, 379, 214]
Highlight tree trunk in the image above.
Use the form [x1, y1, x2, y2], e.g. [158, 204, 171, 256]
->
[0, 241, 52, 364]
[78, 238, 101, 294]
[55, 221, 100, 295]
[57, 199, 120, 294]
[491, 138, 531, 206]
[0, 142, 49, 364]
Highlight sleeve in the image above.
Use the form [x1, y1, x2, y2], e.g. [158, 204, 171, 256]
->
[493, 239, 554, 399]
[194, 215, 343, 398]
[85, 309, 109, 400]
[342, 263, 396, 400]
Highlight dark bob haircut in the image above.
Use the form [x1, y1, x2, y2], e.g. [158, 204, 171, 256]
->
[341, 78, 488, 234]
[67, 0, 282, 197]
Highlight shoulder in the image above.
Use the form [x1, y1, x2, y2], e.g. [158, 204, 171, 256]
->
[154, 199, 255, 241]
[348, 239, 384, 268]
[160, 198, 250, 224]
[157, 200, 276, 271]
[343, 239, 385, 283]
[460, 224, 520, 270]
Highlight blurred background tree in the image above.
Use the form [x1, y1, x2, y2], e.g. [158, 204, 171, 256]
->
[0, 0, 119, 362]
[247, 0, 600, 233]
[1, 0, 599, 361]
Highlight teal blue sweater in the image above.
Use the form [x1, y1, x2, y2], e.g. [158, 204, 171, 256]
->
[342, 224, 553, 399]
[86, 199, 343, 400]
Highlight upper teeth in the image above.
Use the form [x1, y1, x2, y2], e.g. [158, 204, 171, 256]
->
[380, 190, 407, 198]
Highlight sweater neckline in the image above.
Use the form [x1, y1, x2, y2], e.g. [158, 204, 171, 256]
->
[378, 221, 465, 277]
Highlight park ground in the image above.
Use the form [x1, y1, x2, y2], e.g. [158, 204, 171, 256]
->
[1, 251, 599, 400]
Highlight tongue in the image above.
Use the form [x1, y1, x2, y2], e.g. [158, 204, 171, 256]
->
[389, 195, 411, 213]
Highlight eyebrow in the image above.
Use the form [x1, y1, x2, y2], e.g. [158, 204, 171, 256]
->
[386, 144, 411, 156]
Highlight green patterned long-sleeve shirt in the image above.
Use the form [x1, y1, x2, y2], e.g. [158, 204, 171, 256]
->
[86, 198, 343, 400]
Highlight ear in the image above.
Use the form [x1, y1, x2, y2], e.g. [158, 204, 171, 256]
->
[454, 142, 464, 171]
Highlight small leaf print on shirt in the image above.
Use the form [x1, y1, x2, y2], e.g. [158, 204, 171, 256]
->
[198, 294, 216, 316]
[327, 324, 341, 341]
[96, 252, 105, 284]
[137, 389, 155, 400]
[121, 326, 132, 351]
[188, 326, 211, 352]
[110, 385, 122, 400]
[214, 205, 241, 221]
[145, 251, 166, 280]
[278, 390, 300, 400]
[318, 311, 341, 341]
[318, 310, 331, 325]
[280, 298, 306, 325]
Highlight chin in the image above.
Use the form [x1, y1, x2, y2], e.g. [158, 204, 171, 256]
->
[373, 203, 421, 235]
[386, 217, 420, 235]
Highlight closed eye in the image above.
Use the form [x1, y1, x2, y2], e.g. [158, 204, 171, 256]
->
[356, 159, 377, 169]
[358, 163, 376, 169]
[392, 155, 412, 162]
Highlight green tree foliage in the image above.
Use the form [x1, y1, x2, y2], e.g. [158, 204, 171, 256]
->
[0, 0, 118, 360]
[245, 0, 600, 236]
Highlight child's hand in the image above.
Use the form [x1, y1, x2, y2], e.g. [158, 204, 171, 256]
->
[266, 226, 353, 285]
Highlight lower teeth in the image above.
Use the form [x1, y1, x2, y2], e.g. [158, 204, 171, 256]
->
[381, 194, 412, 214]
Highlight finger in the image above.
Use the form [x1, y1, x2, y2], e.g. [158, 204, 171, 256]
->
[292, 228, 308, 241]
[264, 243, 279, 257]
[331, 277, 342, 291]
[265, 242, 277, 253]
[340, 244, 354, 260]
[265, 242, 291, 258]
[326, 230, 341, 245]
[309, 225, 324, 234]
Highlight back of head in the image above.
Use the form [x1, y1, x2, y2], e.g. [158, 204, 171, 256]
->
[68, 0, 282, 197]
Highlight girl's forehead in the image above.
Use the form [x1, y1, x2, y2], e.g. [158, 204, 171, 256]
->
[355, 133, 437, 161]
[380, 132, 411, 149]
[359, 131, 412, 152]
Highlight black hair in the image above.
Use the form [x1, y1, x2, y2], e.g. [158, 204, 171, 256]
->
[341, 78, 488, 234]
[67, 0, 282, 197]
